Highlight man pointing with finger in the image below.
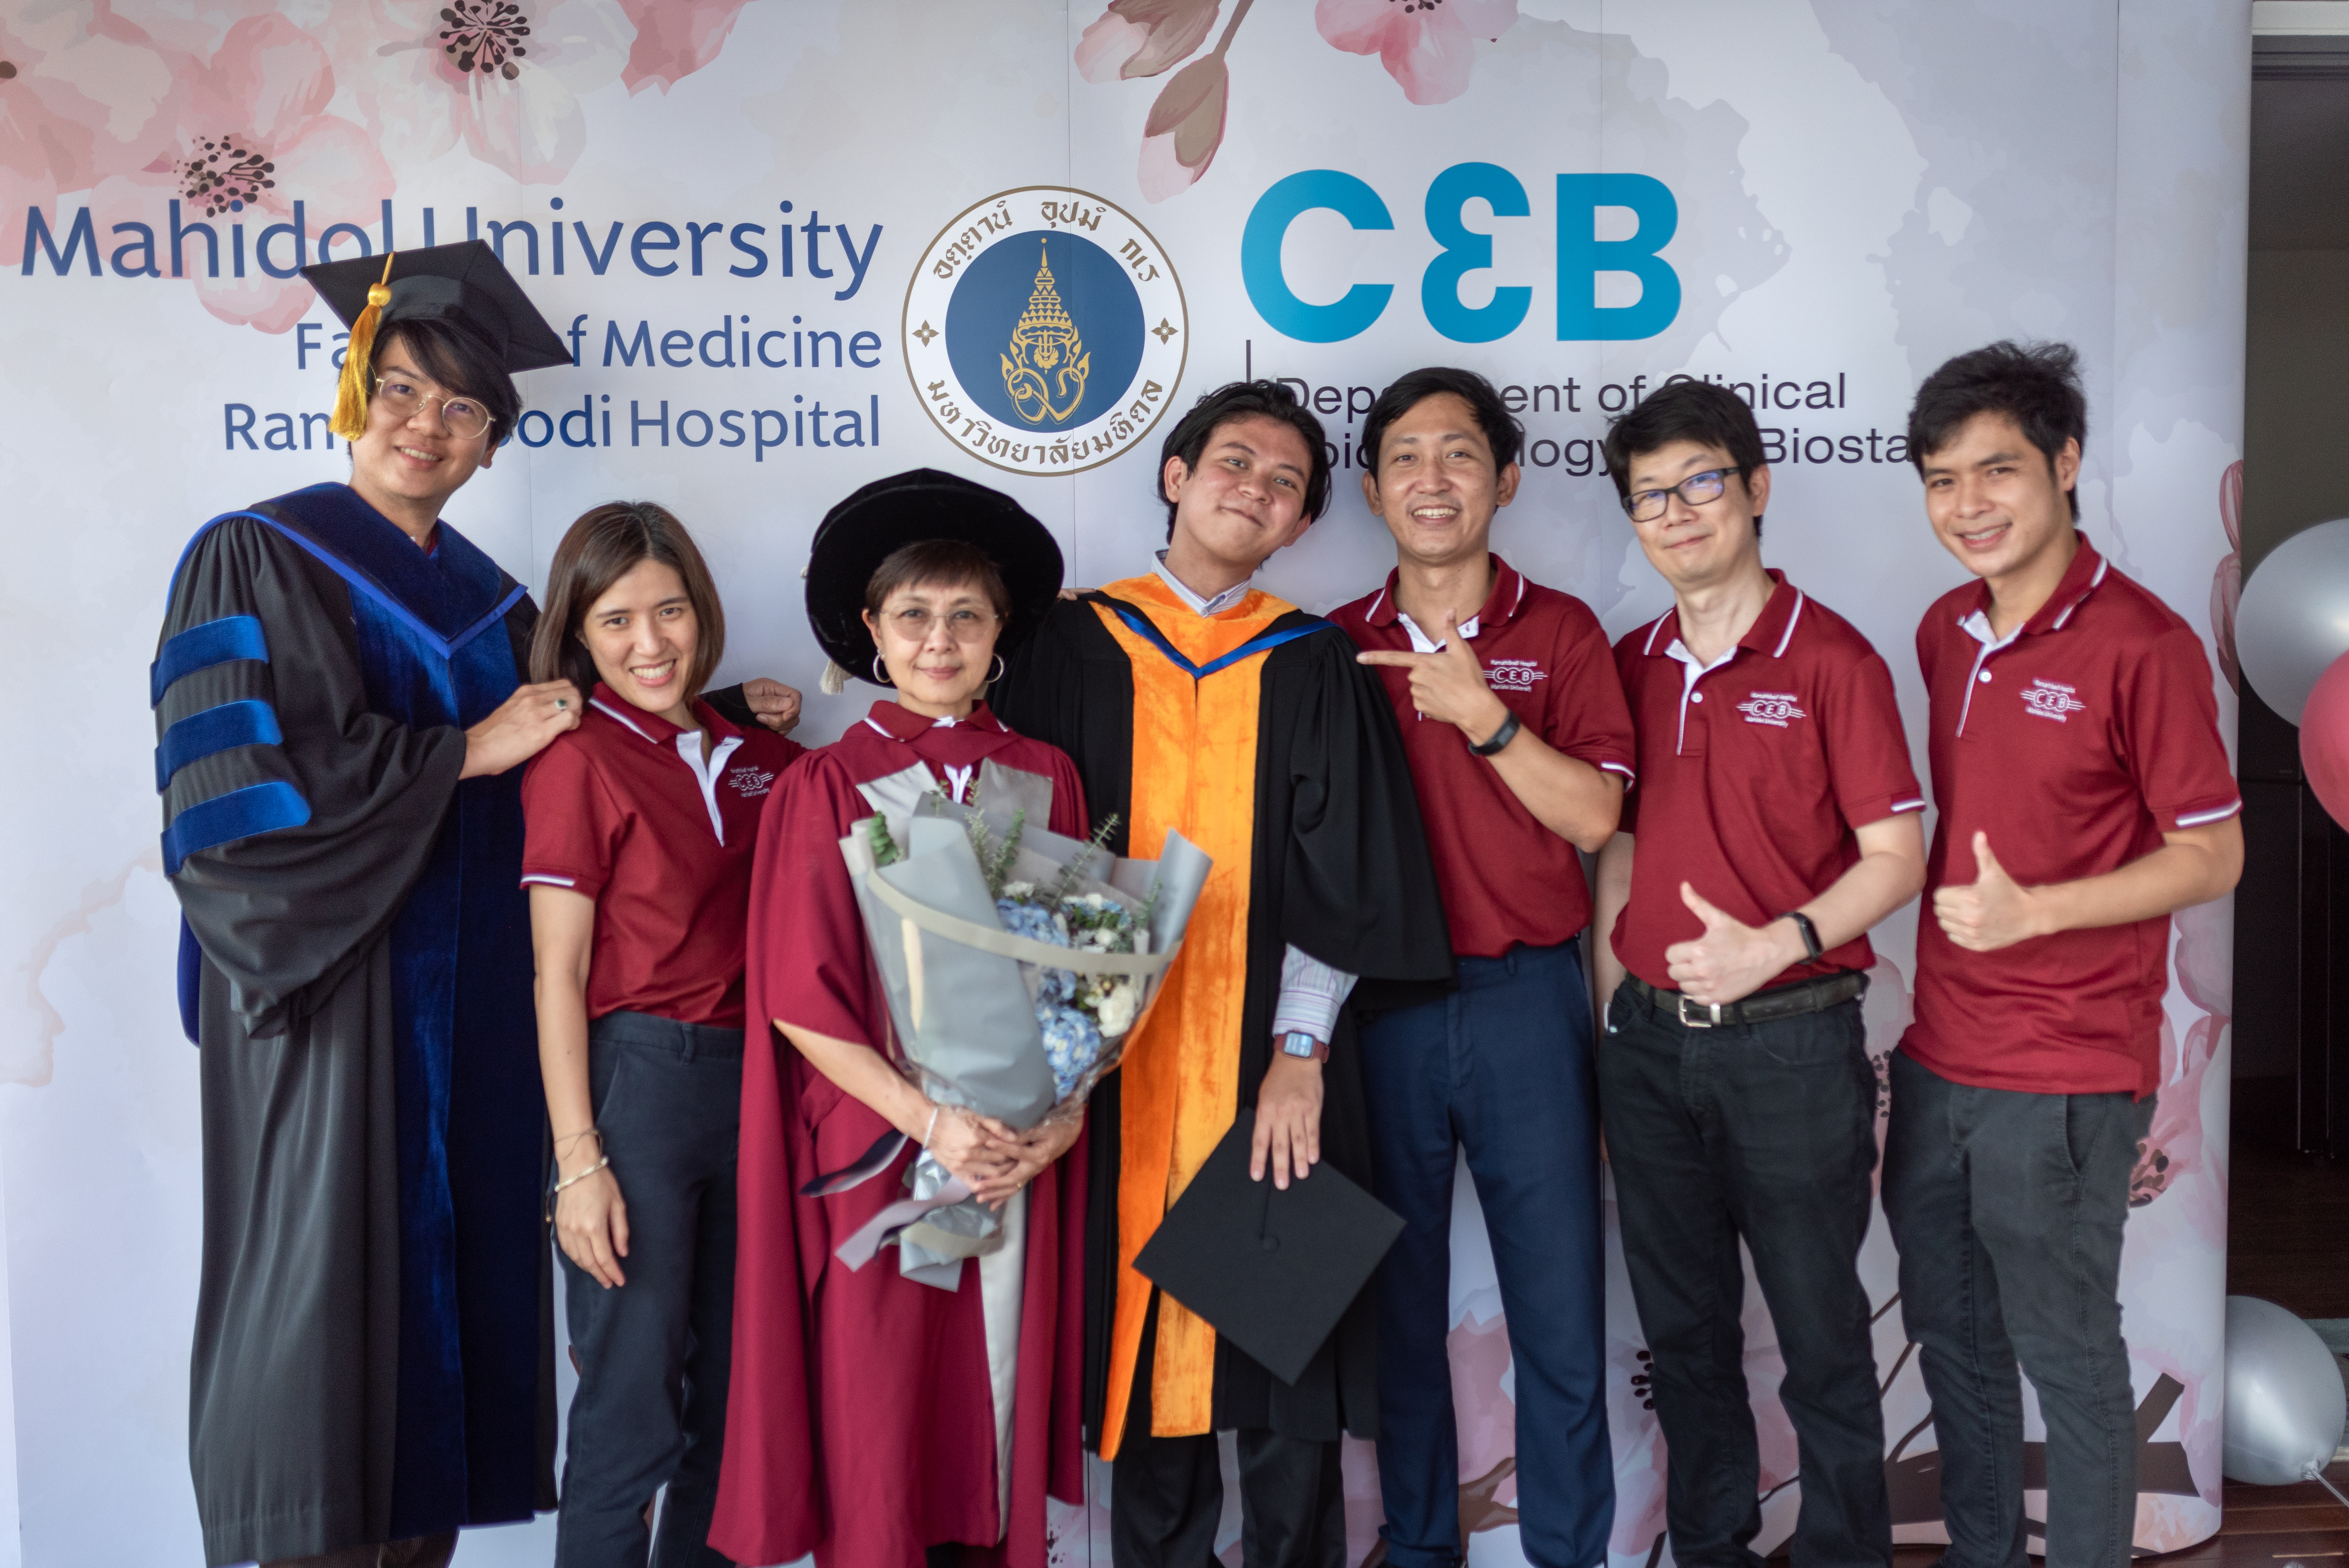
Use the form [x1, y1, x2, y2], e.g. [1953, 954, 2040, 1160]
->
[1884, 342, 2241, 1568]
[1333, 367, 1635, 1568]
[1591, 378, 1925, 1568]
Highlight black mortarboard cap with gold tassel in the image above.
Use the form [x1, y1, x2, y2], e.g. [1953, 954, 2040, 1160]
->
[302, 239, 571, 439]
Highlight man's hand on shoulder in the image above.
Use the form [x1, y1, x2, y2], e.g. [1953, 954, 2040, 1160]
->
[461, 680, 580, 778]
[738, 677, 803, 736]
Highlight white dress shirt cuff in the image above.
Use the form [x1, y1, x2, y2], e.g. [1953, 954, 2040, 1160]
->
[1273, 944, 1358, 1042]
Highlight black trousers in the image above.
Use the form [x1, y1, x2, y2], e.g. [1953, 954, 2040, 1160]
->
[1111, 1294, 1345, 1568]
[555, 1012, 742, 1568]
[267, 1532, 456, 1568]
[1598, 983, 1892, 1568]
[1881, 1051, 2154, 1568]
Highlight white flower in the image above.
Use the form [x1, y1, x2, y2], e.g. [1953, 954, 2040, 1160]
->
[1096, 981, 1139, 1037]
[1003, 881, 1037, 901]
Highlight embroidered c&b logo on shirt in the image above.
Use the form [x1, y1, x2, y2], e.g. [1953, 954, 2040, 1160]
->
[2020, 679, 2087, 723]
[1736, 691, 1807, 728]
[1483, 659, 1547, 693]
[727, 764, 778, 798]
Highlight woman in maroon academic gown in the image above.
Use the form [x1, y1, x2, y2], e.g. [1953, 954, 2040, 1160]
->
[711, 471, 1089, 1568]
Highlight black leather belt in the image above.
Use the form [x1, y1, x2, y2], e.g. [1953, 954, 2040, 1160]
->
[1622, 969, 1867, 1029]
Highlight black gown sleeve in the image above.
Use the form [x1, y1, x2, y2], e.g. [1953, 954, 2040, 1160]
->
[1271, 622, 1455, 1007]
[994, 597, 1136, 853]
[700, 683, 754, 728]
[156, 517, 467, 1037]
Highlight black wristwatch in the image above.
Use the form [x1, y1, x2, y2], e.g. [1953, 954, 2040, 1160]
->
[1782, 910, 1824, 962]
[1469, 710, 1521, 757]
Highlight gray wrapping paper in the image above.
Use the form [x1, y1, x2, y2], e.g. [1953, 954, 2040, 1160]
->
[829, 761, 1211, 1286]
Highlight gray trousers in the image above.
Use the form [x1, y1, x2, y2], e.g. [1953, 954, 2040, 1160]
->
[1881, 1050, 2156, 1568]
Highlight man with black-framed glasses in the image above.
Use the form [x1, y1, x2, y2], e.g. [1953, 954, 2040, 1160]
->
[1591, 378, 1925, 1568]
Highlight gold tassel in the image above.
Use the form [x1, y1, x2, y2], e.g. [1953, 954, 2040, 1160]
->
[327, 252, 397, 440]
[819, 658, 850, 695]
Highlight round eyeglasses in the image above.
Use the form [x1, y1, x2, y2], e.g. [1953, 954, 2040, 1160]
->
[1622, 467, 1734, 523]
[883, 606, 1000, 641]
[372, 375, 493, 440]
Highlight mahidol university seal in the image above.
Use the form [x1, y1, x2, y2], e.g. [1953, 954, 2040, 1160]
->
[902, 187, 1188, 477]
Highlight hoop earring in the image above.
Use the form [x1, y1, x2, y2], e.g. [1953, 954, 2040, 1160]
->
[988, 654, 1007, 684]
[872, 651, 889, 685]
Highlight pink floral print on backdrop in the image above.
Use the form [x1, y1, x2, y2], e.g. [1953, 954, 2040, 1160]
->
[157, 12, 395, 332]
[0, 7, 179, 262]
[611, 0, 757, 93]
[345, 0, 633, 183]
[2212, 460, 2243, 694]
[1075, 0, 1523, 201]
[1315, 0, 1520, 106]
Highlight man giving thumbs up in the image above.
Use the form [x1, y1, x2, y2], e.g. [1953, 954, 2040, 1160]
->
[1883, 343, 2241, 1568]
[1589, 378, 1928, 1568]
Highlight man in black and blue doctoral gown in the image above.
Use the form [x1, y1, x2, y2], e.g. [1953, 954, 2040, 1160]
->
[153, 244, 796, 1568]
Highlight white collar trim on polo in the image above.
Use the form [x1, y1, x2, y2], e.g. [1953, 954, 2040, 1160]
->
[1660, 638, 1740, 754]
[1952, 611, 2025, 737]
[589, 697, 743, 845]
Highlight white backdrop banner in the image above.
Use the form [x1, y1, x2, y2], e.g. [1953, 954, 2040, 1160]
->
[0, 3, 2246, 1565]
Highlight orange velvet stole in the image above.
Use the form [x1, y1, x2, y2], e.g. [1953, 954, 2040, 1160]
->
[1092, 573, 1295, 1459]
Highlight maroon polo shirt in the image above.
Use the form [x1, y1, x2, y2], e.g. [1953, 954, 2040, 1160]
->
[1903, 537, 2241, 1097]
[1332, 558, 1636, 958]
[519, 684, 805, 1028]
[1612, 572, 1925, 992]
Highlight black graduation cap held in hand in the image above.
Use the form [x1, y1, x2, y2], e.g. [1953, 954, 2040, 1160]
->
[301, 240, 571, 440]
[1133, 1108, 1405, 1386]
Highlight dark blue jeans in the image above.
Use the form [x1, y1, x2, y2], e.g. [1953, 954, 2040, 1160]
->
[1598, 982, 1891, 1568]
[1880, 1051, 2154, 1568]
[555, 1012, 742, 1568]
[1360, 938, 1613, 1568]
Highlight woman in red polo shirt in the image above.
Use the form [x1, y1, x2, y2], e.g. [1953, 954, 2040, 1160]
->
[518, 501, 805, 1568]
[709, 471, 1089, 1568]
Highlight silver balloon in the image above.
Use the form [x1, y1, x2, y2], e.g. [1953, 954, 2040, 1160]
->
[2223, 1295, 2346, 1485]
[2238, 518, 2349, 724]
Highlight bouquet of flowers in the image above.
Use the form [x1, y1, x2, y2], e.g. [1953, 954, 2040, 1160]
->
[821, 757, 1210, 1282]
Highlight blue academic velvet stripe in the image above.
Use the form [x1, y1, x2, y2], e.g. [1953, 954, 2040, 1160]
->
[150, 615, 267, 707]
[1108, 603, 1337, 679]
[166, 485, 525, 666]
[154, 699, 283, 793]
[176, 917, 203, 1045]
[161, 781, 310, 877]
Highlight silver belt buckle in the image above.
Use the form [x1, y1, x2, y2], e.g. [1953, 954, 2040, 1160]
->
[1677, 994, 1724, 1029]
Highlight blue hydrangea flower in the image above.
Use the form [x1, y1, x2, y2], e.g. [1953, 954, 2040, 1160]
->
[1001, 898, 1081, 1008]
[1038, 1004, 1104, 1100]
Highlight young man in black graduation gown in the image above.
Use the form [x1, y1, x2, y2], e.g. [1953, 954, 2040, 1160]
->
[154, 244, 797, 1568]
[993, 380, 1453, 1568]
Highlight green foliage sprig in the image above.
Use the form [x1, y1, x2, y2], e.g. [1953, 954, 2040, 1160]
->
[966, 805, 1027, 900]
[1047, 811, 1124, 905]
[867, 813, 903, 868]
